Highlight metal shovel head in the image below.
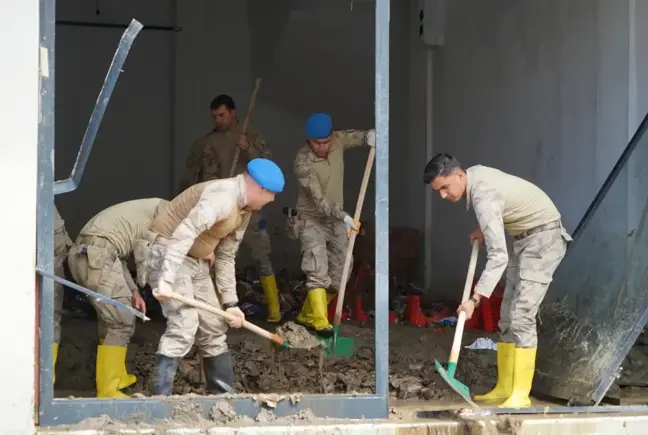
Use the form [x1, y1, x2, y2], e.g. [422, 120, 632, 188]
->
[317, 325, 355, 358]
[435, 359, 471, 403]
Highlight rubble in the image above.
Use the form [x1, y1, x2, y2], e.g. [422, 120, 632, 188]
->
[55, 314, 499, 400]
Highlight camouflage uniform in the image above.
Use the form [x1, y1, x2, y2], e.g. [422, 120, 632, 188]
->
[466, 165, 572, 348]
[148, 176, 250, 396]
[466, 164, 572, 408]
[292, 129, 372, 334]
[53, 206, 73, 385]
[67, 198, 166, 398]
[178, 123, 279, 321]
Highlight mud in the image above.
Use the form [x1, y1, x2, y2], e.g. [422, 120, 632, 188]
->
[55, 315, 498, 401]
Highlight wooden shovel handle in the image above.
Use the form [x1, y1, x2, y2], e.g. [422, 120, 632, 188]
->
[167, 291, 285, 346]
[229, 78, 262, 177]
[448, 240, 480, 364]
[333, 146, 376, 325]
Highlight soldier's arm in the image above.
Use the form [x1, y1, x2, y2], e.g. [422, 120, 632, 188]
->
[294, 152, 347, 221]
[245, 133, 273, 160]
[213, 214, 251, 305]
[177, 137, 206, 193]
[121, 260, 139, 292]
[472, 184, 508, 298]
[333, 129, 370, 150]
[158, 186, 236, 285]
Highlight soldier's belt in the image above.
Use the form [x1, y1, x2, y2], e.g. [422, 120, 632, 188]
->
[514, 219, 562, 241]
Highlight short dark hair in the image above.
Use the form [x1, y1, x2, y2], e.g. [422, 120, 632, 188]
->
[422, 153, 462, 184]
[210, 94, 236, 111]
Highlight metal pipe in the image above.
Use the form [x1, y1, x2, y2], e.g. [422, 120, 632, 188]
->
[56, 20, 180, 32]
[571, 111, 648, 240]
[53, 19, 143, 195]
[374, 0, 390, 412]
[37, 0, 56, 418]
[36, 269, 150, 322]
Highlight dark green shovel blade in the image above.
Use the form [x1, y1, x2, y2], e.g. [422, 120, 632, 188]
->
[435, 359, 471, 403]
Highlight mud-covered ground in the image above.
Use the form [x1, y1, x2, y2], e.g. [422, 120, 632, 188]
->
[54, 315, 499, 400]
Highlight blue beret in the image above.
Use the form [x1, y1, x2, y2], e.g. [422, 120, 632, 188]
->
[305, 113, 332, 139]
[247, 158, 285, 193]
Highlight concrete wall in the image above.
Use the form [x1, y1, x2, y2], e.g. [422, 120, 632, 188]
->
[423, 0, 647, 298]
[1, 0, 38, 432]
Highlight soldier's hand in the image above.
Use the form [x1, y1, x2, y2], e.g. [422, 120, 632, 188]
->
[226, 306, 245, 328]
[237, 134, 250, 151]
[153, 280, 173, 301]
[132, 290, 147, 315]
[367, 129, 376, 147]
[457, 299, 476, 319]
[469, 226, 484, 247]
[344, 215, 361, 237]
[204, 252, 215, 268]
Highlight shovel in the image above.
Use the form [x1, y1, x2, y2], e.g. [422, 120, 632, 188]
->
[166, 291, 291, 349]
[229, 78, 261, 177]
[435, 239, 480, 402]
[320, 146, 376, 357]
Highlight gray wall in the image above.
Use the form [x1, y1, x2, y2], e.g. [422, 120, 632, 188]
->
[423, 0, 648, 298]
[54, 0, 646, 299]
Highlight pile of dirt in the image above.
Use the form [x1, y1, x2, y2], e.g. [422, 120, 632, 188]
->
[55, 316, 498, 400]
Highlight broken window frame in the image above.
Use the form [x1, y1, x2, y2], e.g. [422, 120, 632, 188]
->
[36, 0, 392, 426]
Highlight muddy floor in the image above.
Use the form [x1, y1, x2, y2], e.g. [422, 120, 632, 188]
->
[54, 315, 499, 401]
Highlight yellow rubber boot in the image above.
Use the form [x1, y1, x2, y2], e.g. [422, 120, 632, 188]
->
[96, 345, 129, 398]
[499, 347, 537, 409]
[474, 342, 515, 401]
[309, 288, 334, 338]
[99, 339, 136, 389]
[297, 297, 313, 327]
[260, 275, 282, 323]
[53, 343, 59, 385]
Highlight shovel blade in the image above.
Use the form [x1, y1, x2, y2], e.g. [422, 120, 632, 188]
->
[317, 335, 355, 358]
[435, 359, 471, 402]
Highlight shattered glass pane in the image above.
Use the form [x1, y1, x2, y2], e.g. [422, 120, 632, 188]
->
[534, 115, 648, 405]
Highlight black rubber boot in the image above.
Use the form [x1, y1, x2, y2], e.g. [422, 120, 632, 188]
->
[151, 354, 180, 396]
[203, 352, 236, 395]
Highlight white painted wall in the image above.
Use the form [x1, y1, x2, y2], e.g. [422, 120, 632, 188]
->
[0, 0, 38, 432]
[421, 0, 648, 299]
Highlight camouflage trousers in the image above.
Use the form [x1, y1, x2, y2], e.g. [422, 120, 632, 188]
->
[67, 237, 136, 347]
[148, 241, 229, 358]
[241, 211, 273, 277]
[53, 228, 71, 344]
[299, 216, 352, 292]
[499, 225, 572, 348]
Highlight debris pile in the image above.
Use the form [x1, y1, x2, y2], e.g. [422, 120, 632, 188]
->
[55, 315, 499, 400]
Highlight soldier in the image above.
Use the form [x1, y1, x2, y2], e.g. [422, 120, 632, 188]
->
[422, 153, 572, 408]
[149, 158, 284, 396]
[178, 94, 281, 324]
[53, 205, 73, 385]
[291, 113, 375, 338]
[67, 198, 167, 398]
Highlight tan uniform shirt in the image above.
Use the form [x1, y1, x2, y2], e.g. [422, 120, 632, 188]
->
[79, 198, 167, 257]
[294, 130, 369, 220]
[54, 205, 73, 253]
[178, 122, 271, 192]
[150, 175, 251, 304]
[78, 198, 168, 292]
[466, 165, 561, 297]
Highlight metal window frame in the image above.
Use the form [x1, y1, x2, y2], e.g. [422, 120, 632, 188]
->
[36, 0, 391, 426]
